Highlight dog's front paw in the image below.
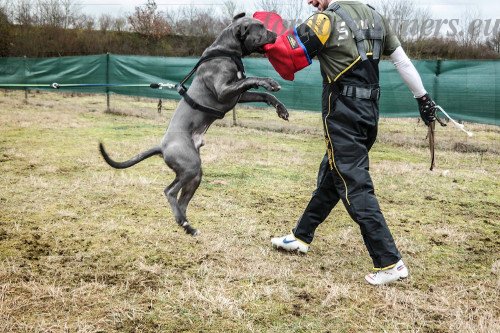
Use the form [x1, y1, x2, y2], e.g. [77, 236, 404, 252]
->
[260, 78, 281, 92]
[276, 103, 289, 121]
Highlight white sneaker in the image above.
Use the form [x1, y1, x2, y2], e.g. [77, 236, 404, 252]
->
[271, 233, 309, 254]
[364, 260, 409, 285]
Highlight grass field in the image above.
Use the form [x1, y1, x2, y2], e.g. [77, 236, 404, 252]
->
[0, 90, 499, 333]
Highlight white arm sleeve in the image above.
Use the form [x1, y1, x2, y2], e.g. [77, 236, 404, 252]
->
[389, 46, 427, 98]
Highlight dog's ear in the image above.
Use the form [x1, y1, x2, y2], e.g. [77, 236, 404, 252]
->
[234, 17, 251, 41]
[233, 12, 246, 21]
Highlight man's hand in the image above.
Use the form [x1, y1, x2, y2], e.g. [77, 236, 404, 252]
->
[416, 93, 437, 126]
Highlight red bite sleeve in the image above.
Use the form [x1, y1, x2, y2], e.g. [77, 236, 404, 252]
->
[253, 12, 311, 81]
[263, 31, 311, 81]
[253, 11, 287, 36]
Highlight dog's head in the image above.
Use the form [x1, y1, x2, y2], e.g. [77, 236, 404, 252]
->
[232, 13, 277, 56]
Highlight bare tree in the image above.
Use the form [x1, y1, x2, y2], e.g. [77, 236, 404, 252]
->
[128, 0, 171, 39]
[374, 0, 391, 18]
[72, 13, 94, 30]
[252, 0, 308, 29]
[455, 6, 483, 47]
[32, 0, 78, 28]
[411, 7, 433, 41]
[486, 32, 500, 53]
[0, 0, 14, 23]
[83, 15, 94, 30]
[282, 0, 308, 25]
[61, 0, 80, 28]
[254, 0, 282, 13]
[0, 2, 12, 56]
[14, 0, 34, 25]
[374, 0, 416, 42]
[173, 6, 225, 37]
[35, 0, 63, 26]
[98, 14, 112, 32]
[222, 0, 241, 19]
[113, 17, 127, 32]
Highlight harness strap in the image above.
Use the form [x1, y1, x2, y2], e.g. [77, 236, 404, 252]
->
[182, 93, 226, 119]
[176, 50, 245, 119]
[328, 3, 383, 61]
[371, 11, 383, 60]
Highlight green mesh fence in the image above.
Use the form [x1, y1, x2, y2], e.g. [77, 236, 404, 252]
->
[0, 54, 498, 125]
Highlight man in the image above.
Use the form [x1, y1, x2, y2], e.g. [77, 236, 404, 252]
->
[254, 0, 438, 285]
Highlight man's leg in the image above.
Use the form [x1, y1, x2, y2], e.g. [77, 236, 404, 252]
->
[293, 154, 341, 244]
[271, 154, 340, 253]
[325, 95, 401, 269]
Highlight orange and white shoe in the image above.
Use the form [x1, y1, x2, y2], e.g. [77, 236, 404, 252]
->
[271, 233, 309, 254]
[365, 260, 409, 285]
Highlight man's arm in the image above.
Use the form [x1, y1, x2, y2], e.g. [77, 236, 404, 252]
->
[253, 12, 331, 81]
[389, 46, 426, 98]
[389, 46, 437, 125]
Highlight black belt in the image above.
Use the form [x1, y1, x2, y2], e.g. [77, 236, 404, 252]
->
[340, 85, 380, 101]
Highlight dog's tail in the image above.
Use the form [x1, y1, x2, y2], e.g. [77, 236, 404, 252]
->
[99, 142, 162, 169]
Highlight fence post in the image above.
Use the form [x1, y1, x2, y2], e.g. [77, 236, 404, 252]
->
[434, 59, 442, 102]
[232, 107, 237, 126]
[23, 55, 28, 103]
[106, 53, 110, 112]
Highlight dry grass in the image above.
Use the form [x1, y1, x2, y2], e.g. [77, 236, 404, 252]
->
[0, 90, 499, 333]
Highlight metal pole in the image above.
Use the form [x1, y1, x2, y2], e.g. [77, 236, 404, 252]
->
[434, 59, 442, 102]
[106, 53, 110, 112]
[106, 91, 110, 112]
[232, 107, 237, 126]
[24, 56, 28, 104]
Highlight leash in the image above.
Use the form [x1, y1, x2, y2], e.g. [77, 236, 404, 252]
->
[0, 82, 177, 89]
[1, 51, 245, 120]
[435, 106, 474, 137]
[426, 105, 474, 171]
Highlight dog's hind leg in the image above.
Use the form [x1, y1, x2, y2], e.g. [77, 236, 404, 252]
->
[163, 136, 203, 236]
[164, 176, 199, 236]
[164, 152, 202, 236]
[173, 169, 202, 236]
[179, 169, 203, 216]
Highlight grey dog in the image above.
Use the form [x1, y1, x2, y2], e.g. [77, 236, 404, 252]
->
[99, 14, 289, 236]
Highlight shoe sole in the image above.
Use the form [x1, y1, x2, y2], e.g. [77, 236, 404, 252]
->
[365, 274, 409, 286]
[272, 244, 308, 254]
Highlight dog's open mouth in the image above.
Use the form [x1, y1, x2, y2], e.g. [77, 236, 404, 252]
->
[255, 42, 273, 53]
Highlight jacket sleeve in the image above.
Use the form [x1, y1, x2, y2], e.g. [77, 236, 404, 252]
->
[254, 12, 332, 81]
[389, 46, 427, 98]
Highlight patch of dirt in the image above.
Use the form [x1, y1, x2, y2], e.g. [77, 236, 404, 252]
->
[296, 290, 314, 303]
[20, 233, 51, 260]
[453, 142, 489, 153]
[0, 228, 8, 240]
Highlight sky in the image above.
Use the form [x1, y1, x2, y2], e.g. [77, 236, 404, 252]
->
[76, 0, 500, 20]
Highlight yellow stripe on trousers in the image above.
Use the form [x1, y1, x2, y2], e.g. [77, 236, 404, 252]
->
[324, 92, 350, 206]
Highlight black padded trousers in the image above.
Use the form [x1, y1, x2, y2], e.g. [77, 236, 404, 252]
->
[293, 84, 401, 269]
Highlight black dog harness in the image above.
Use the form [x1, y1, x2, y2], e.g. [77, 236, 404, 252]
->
[176, 50, 246, 119]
